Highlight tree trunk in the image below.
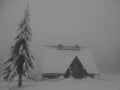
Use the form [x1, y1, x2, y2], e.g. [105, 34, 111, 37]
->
[18, 74, 22, 87]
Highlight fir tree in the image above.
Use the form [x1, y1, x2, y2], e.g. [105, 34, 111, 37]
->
[3, 5, 35, 87]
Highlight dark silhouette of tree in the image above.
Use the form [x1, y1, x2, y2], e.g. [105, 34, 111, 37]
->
[3, 4, 35, 87]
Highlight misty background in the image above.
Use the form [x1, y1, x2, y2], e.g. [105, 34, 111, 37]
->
[0, 0, 120, 74]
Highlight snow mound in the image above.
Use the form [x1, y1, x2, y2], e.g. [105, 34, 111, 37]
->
[0, 87, 9, 90]
[8, 77, 120, 90]
[1, 74, 120, 90]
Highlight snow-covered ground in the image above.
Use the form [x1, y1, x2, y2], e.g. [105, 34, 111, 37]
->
[0, 74, 120, 90]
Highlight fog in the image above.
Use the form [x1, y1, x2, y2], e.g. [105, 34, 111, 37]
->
[0, 0, 120, 74]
